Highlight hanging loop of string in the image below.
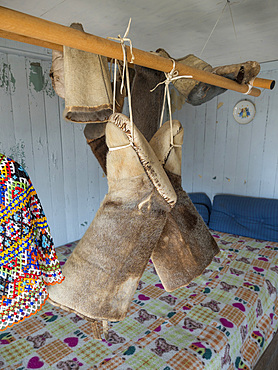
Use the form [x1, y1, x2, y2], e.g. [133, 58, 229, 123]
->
[200, 1, 228, 57]
[151, 59, 192, 148]
[108, 18, 135, 95]
[112, 58, 118, 114]
[108, 18, 135, 150]
[200, 1, 241, 60]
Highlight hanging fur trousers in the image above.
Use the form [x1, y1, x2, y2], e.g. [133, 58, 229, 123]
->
[47, 113, 176, 323]
[149, 120, 220, 291]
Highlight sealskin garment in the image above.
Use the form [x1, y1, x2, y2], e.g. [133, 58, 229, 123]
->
[84, 60, 165, 174]
[156, 48, 260, 106]
[0, 154, 64, 331]
[150, 121, 220, 291]
[47, 113, 176, 323]
[63, 23, 113, 124]
[130, 63, 165, 141]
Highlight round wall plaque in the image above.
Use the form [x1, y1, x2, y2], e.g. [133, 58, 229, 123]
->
[233, 100, 256, 124]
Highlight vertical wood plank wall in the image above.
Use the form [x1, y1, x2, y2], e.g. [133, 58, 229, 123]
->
[0, 39, 108, 247]
[173, 61, 278, 202]
[0, 38, 278, 246]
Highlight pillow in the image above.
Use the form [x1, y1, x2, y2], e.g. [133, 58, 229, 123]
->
[188, 192, 212, 225]
[209, 194, 278, 242]
[194, 203, 210, 225]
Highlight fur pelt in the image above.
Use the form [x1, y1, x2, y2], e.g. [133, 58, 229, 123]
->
[114, 52, 166, 142]
[49, 49, 64, 99]
[89, 59, 166, 174]
[156, 48, 260, 106]
[151, 171, 220, 291]
[82, 65, 130, 173]
[187, 61, 260, 106]
[49, 23, 113, 123]
[49, 23, 113, 171]
[47, 114, 174, 322]
[130, 63, 165, 141]
[63, 41, 113, 123]
[212, 61, 260, 85]
[150, 121, 220, 291]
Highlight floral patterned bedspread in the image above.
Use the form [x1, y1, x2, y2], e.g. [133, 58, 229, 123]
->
[0, 231, 278, 369]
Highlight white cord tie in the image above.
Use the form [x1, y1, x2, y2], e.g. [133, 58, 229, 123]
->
[151, 59, 192, 148]
[108, 18, 135, 95]
[108, 19, 135, 151]
[243, 84, 253, 95]
[109, 143, 132, 152]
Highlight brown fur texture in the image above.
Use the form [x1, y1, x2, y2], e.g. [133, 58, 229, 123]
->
[86, 59, 165, 174]
[130, 63, 165, 141]
[49, 49, 64, 99]
[47, 114, 174, 322]
[114, 51, 166, 141]
[187, 61, 260, 106]
[82, 64, 131, 173]
[83, 123, 107, 173]
[150, 121, 220, 291]
[212, 61, 260, 85]
[86, 135, 107, 174]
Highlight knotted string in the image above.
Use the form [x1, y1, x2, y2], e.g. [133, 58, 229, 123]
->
[243, 83, 252, 95]
[150, 59, 192, 148]
[112, 58, 118, 114]
[108, 18, 135, 151]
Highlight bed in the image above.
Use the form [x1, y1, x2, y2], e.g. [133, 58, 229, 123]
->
[0, 193, 278, 370]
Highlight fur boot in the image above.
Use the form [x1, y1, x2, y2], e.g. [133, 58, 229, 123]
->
[150, 120, 220, 292]
[47, 113, 176, 322]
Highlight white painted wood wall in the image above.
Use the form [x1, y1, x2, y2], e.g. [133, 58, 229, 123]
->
[0, 39, 108, 247]
[173, 61, 278, 202]
[0, 38, 278, 246]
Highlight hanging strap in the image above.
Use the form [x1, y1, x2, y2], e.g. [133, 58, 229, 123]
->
[108, 18, 135, 151]
[151, 59, 192, 148]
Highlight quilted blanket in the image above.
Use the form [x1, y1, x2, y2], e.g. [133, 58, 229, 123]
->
[0, 231, 278, 369]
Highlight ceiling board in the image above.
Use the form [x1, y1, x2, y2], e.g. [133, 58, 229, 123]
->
[0, 0, 277, 66]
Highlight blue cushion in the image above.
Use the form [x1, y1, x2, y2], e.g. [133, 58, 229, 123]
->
[194, 204, 210, 225]
[188, 192, 212, 225]
[188, 192, 212, 212]
[209, 194, 278, 242]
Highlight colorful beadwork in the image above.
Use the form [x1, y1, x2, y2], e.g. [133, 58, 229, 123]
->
[0, 153, 64, 331]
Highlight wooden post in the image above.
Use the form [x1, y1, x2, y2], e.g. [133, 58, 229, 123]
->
[0, 6, 274, 95]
